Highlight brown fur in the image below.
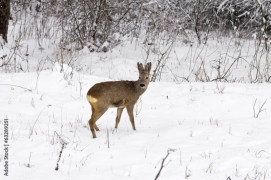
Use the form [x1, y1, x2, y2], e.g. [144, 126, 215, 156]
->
[86, 62, 151, 138]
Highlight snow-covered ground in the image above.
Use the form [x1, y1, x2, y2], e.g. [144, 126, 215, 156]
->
[0, 65, 270, 179]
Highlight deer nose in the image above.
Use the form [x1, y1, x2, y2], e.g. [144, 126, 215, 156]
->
[140, 84, 145, 87]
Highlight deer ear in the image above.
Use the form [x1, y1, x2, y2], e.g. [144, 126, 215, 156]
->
[137, 62, 143, 72]
[146, 62, 152, 73]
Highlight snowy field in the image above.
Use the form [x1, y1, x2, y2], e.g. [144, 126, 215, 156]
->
[0, 65, 270, 180]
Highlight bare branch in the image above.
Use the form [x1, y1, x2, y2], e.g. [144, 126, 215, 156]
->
[154, 149, 176, 180]
[253, 99, 268, 118]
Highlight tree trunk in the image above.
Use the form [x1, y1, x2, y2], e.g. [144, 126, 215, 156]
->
[0, 0, 10, 43]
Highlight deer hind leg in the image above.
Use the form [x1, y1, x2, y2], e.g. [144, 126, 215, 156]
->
[126, 104, 136, 130]
[89, 105, 100, 131]
[94, 124, 99, 131]
[89, 106, 108, 138]
[115, 108, 124, 129]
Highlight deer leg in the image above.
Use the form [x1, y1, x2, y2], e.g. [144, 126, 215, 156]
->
[89, 105, 99, 131]
[94, 123, 99, 131]
[115, 108, 124, 129]
[126, 104, 136, 130]
[89, 107, 108, 138]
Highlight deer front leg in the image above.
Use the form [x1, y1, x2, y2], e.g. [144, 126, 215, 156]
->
[115, 108, 124, 129]
[126, 104, 136, 130]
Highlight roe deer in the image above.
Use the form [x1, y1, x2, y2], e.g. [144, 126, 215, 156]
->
[86, 62, 152, 138]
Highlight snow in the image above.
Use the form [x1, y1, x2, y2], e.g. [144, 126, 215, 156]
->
[1, 15, 271, 180]
[0, 65, 270, 180]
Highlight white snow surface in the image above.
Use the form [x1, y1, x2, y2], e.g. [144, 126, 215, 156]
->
[0, 65, 271, 180]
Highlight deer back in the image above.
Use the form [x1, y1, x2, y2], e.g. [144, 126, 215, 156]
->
[87, 80, 144, 108]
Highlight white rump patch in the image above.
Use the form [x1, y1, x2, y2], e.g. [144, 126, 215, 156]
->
[87, 95, 98, 103]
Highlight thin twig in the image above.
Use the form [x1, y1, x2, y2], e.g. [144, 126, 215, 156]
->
[0, 83, 32, 92]
[54, 131, 68, 171]
[53, 131, 69, 145]
[154, 149, 175, 180]
[253, 99, 267, 118]
[29, 105, 51, 138]
[26, 152, 31, 168]
[107, 128, 110, 148]
[253, 99, 257, 118]
[55, 143, 65, 171]
[257, 99, 267, 118]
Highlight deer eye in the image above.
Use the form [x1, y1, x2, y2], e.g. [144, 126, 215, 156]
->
[146, 77, 149, 79]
